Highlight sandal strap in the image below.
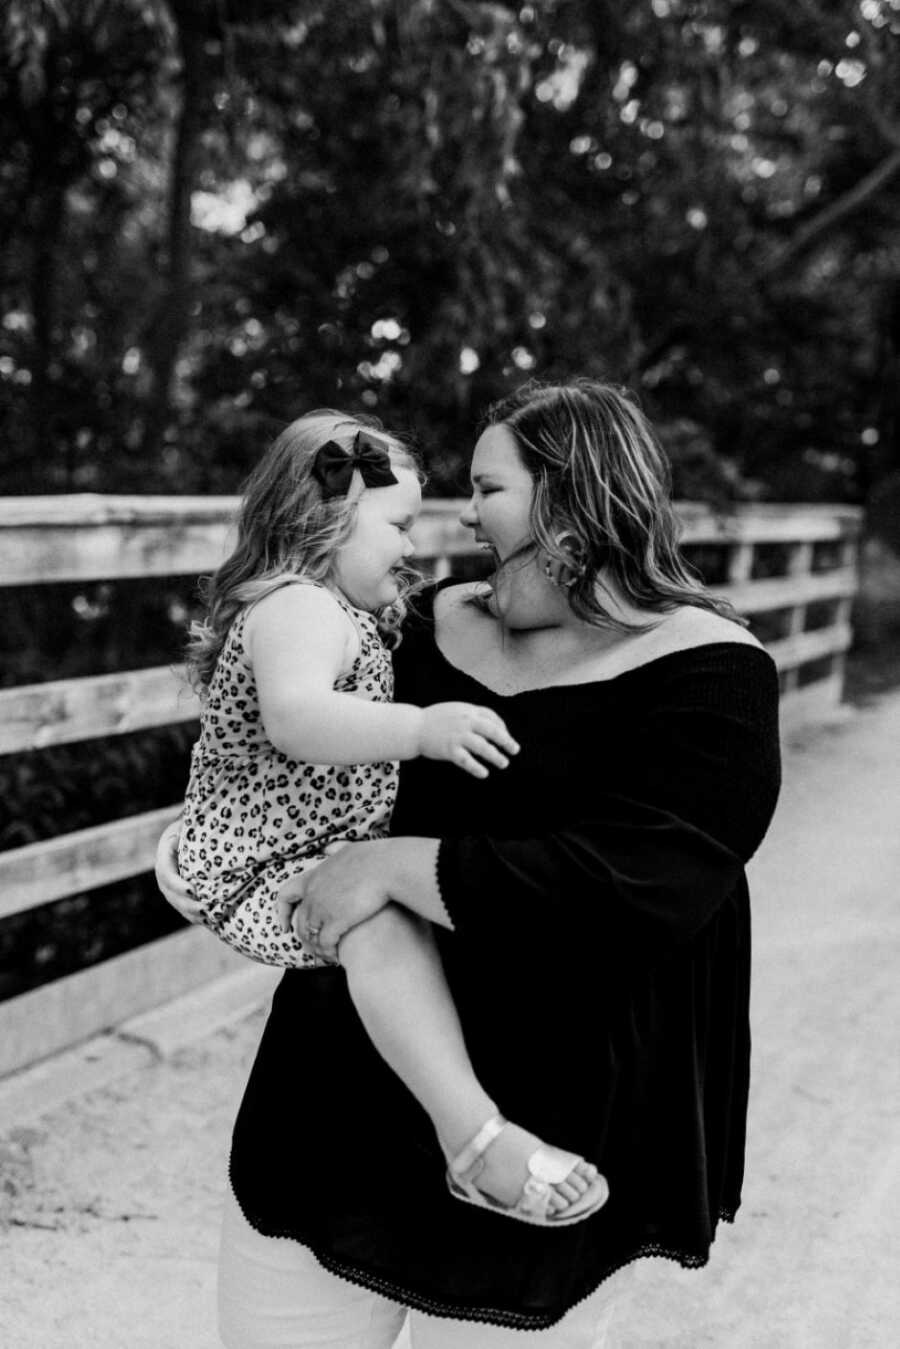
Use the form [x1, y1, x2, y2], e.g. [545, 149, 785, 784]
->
[527, 1145, 582, 1185]
[448, 1114, 507, 1180]
[517, 1147, 582, 1218]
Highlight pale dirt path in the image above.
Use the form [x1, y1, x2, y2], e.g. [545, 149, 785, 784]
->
[0, 1026, 261, 1349]
[624, 694, 900, 1348]
[2, 693, 899, 1349]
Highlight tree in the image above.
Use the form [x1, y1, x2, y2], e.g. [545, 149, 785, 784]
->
[1, 0, 898, 501]
[1, 0, 172, 485]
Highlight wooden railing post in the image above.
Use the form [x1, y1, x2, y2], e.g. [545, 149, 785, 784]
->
[727, 541, 755, 585]
[832, 592, 855, 691]
[781, 541, 815, 693]
[840, 537, 859, 571]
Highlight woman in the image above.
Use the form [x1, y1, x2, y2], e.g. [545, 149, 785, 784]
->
[157, 379, 781, 1347]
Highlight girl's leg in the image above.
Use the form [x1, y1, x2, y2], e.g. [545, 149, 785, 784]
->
[217, 1186, 407, 1349]
[339, 906, 600, 1215]
[209, 867, 321, 970]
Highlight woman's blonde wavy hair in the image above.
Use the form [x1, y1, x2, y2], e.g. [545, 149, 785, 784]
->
[186, 410, 423, 690]
[479, 378, 746, 630]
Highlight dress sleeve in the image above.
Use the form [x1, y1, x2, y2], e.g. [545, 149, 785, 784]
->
[435, 647, 781, 967]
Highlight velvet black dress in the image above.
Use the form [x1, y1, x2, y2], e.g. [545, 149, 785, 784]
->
[229, 583, 782, 1331]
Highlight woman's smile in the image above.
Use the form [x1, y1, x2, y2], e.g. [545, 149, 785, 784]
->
[460, 425, 535, 563]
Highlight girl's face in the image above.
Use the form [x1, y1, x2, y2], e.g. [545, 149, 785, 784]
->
[331, 465, 421, 611]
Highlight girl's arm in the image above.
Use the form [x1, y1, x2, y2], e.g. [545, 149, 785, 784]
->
[246, 584, 422, 763]
[247, 584, 518, 774]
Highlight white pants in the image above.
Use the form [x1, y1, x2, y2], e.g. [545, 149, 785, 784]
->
[218, 1190, 633, 1349]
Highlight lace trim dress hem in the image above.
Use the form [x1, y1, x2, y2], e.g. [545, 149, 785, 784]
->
[226, 1173, 736, 1332]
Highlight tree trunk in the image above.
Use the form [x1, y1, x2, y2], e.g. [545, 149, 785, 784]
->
[141, 0, 208, 464]
[29, 146, 66, 480]
[875, 281, 900, 482]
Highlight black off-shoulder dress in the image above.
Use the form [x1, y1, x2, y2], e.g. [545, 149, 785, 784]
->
[228, 583, 782, 1331]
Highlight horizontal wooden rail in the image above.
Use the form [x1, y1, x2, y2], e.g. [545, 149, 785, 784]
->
[674, 501, 862, 545]
[713, 566, 858, 614]
[0, 666, 199, 755]
[0, 926, 252, 1078]
[0, 496, 237, 585]
[0, 495, 862, 584]
[0, 805, 182, 920]
[0, 496, 467, 584]
[766, 622, 853, 673]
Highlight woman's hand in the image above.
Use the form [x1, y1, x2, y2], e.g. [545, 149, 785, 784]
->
[277, 841, 395, 962]
[154, 816, 204, 924]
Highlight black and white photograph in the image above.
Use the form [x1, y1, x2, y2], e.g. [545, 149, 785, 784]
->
[1, 2, 898, 1345]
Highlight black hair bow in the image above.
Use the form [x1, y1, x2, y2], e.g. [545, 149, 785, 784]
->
[311, 430, 399, 499]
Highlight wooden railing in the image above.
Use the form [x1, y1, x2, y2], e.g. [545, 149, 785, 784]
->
[0, 495, 862, 1077]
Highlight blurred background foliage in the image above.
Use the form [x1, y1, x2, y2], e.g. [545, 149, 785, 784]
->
[2, 0, 899, 992]
[1, 0, 898, 502]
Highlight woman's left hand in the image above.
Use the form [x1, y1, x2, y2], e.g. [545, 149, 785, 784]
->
[277, 840, 393, 963]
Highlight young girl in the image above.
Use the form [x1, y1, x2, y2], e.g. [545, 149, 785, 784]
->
[179, 410, 608, 1227]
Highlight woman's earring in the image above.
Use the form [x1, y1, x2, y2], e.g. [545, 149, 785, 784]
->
[544, 532, 586, 589]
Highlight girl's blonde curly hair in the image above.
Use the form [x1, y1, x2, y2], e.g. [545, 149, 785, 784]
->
[186, 410, 423, 690]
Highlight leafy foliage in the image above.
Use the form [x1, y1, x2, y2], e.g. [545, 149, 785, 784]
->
[0, 0, 897, 500]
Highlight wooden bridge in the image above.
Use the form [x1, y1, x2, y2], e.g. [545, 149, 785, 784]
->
[0, 495, 862, 1080]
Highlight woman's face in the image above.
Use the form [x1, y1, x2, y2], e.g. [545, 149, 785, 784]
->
[460, 424, 551, 621]
[460, 424, 534, 566]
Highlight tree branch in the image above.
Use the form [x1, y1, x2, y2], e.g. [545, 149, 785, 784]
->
[757, 147, 900, 278]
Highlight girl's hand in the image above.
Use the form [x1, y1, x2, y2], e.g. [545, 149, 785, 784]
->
[154, 816, 204, 924]
[277, 841, 393, 962]
[419, 702, 519, 779]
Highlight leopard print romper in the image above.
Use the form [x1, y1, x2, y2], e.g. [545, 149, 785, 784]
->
[179, 584, 396, 968]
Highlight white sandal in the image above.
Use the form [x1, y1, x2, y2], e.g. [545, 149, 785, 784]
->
[447, 1114, 609, 1227]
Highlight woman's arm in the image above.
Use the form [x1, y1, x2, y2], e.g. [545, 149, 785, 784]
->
[434, 800, 745, 966]
[290, 653, 781, 966]
[434, 651, 781, 966]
